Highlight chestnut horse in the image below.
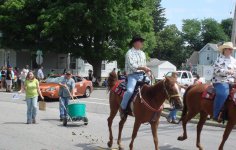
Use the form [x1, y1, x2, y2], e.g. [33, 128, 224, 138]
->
[107, 72, 182, 150]
[178, 84, 236, 150]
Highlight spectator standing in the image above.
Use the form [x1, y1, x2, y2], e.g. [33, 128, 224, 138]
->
[6, 65, 13, 92]
[18, 68, 28, 93]
[194, 74, 202, 84]
[37, 66, 44, 81]
[24, 71, 44, 124]
[1, 66, 6, 89]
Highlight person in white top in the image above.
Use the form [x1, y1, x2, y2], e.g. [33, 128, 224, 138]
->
[120, 36, 151, 118]
[211, 42, 236, 122]
[37, 66, 44, 81]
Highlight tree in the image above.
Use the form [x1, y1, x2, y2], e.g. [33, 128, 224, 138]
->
[152, 0, 166, 33]
[201, 18, 229, 44]
[221, 18, 233, 39]
[0, 0, 49, 50]
[152, 25, 185, 67]
[182, 19, 203, 52]
[0, 0, 157, 78]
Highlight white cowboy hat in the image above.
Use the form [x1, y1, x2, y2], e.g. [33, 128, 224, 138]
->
[218, 42, 235, 52]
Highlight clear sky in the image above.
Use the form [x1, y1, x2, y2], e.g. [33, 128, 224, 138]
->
[162, 0, 236, 30]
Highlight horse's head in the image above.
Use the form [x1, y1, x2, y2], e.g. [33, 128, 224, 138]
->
[163, 77, 183, 110]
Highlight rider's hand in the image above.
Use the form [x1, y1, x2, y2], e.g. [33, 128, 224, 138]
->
[144, 67, 151, 73]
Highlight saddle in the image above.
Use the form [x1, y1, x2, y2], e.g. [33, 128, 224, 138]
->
[112, 76, 150, 110]
[202, 84, 236, 105]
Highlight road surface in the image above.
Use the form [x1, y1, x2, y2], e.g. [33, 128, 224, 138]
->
[0, 90, 236, 150]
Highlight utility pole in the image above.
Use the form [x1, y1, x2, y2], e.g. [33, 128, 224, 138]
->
[231, 3, 236, 46]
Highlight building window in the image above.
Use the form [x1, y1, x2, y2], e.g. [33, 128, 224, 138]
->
[102, 61, 106, 70]
[207, 47, 210, 50]
[207, 54, 210, 60]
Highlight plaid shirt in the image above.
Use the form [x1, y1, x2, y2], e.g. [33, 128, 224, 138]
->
[125, 47, 146, 75]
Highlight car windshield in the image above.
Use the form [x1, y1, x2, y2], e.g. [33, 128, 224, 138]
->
[45, 76, 64, 83]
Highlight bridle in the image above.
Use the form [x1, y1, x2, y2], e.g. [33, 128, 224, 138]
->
[138, 78, 181, 113]
[163, 79, 181, 101]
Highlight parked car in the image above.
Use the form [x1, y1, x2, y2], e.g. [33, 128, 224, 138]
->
[39, 75, 93, 100]
[165, 71, 205, 86]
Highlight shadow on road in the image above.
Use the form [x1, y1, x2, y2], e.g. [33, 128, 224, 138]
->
[159, 145, 185, 150]
[3, 122, 26, 125]
[76, 143, 111, 150]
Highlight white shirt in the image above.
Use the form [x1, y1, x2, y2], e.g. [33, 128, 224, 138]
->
[37, 69, 44, 80]
[125, 47, 146, 75]
[212, 54, 236, 83]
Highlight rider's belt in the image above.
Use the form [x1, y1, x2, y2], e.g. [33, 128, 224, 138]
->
[133, 72, 145, 75]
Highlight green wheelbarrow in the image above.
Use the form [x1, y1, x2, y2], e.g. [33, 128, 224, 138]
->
[61, 100, 88, 126]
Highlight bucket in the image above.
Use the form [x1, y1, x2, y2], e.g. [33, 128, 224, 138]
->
[67, 103, 86, 118]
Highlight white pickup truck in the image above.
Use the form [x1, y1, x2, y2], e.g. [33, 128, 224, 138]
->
[165, 71, 205, 86]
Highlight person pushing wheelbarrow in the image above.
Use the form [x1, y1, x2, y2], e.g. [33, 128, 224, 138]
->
[59, 71, 75, 121]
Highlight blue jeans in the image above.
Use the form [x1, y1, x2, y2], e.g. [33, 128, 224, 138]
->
[213, 83, 229, 119]
[26, 97, 38, 122]
[167, 109, 177, 121]
[121, 73, 149, 110]
[59, 97, 70, 119]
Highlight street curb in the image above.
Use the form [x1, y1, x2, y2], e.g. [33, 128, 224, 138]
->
[161, 111, 236, 129]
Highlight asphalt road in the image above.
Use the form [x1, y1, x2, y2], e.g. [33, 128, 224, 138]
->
[0, 90, 236, 150]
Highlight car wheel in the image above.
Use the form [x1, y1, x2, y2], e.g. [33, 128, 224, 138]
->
[84, 87, 91, 98]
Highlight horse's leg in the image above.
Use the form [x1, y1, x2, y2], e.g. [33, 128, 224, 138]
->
[117, 116, 127, 150]
[178, 111, 198, 141]
[107, 95, 119, 148]
[196, 111, 208, 150]
[219, 120, 236, 150]
[129, 120, 141, 150]
[151, 121, 159, 150]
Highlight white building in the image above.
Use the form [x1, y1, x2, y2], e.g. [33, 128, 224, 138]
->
[147, 58, 176, 80]
[0, 49, 117, 78]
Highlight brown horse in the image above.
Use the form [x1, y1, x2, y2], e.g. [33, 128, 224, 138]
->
[178, 84, 236, 150]
[107, 72, 182, 150]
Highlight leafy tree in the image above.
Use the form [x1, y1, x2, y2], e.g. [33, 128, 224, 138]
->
[182, 19, 203, 51]
[0, 0, 157, 78]
[221, 18, 233, 39]
[0, 0, 48, 50]
[152, 25, 185, 67]
[152, 0, 166, 33]
[201, 18, 229, 44]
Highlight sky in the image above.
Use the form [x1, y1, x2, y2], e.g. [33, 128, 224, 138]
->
[161, 0, 236, 30]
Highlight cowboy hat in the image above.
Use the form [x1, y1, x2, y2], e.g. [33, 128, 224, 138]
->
[65, 71, 72, 75]
[218, 42, 235, 52]
[129, 36, 145, 46]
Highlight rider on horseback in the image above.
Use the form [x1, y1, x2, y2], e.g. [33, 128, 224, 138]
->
[120, 36, 151, 118]
[212, 42, 236, 122]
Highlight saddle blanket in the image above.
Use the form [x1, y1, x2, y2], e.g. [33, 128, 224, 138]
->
[202, 85, 236, 105]
[112, 80, 126, 97]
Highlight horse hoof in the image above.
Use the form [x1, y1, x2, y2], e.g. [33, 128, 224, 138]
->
[197, 145, 203, 150]
[107, 141, 113, 148]
[177, 136, 187, 141]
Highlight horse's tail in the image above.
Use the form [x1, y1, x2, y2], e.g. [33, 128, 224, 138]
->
[178, 85, 194, 123]
[107, 71, 118, 91]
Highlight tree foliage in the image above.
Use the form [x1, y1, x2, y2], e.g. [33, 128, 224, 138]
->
[152, 25, 185, 67]
[182, 19, 203, 52]
[221, 18, 233, 39]
[152, 0, 166, 33]
[0, 0, 158, 77]
[201, 18, 229, 44]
